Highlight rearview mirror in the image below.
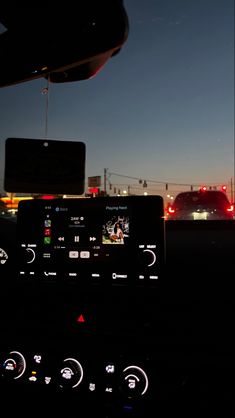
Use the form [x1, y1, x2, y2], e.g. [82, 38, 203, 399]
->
[0, 0, 129, 87]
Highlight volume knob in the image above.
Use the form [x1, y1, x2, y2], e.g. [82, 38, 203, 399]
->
[25, 247, 36, 264]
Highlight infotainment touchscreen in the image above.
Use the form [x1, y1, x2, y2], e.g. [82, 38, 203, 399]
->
[17, 196, 165, 286]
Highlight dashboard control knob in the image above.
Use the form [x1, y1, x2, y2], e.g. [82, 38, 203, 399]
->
[1, 351, 26, 379]
[120, 365, 149, 398]
[58, 357, 83, 389]
[25, 247, 36, 264]
[142, 249, 156, 267]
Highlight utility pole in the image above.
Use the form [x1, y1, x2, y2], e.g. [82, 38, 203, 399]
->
[231, 177, 234, 203]
[104, 168, 108, 196]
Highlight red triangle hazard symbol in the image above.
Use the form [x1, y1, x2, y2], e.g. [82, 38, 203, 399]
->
[77, 314, 85, 323]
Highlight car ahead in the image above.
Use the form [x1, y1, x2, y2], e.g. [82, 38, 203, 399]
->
[166, 189, 234, 220]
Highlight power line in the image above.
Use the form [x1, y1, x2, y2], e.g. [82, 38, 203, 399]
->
[107, 170, 229, 188]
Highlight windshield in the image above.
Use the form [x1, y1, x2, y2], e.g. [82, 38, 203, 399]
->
[0, 0, 234, 219]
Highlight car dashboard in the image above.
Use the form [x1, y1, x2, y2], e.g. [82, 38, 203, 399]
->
[1, 1, 234, 416]
[0, 196, 234, 417]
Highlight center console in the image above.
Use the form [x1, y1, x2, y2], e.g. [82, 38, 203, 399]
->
[17, 195, 165, 286]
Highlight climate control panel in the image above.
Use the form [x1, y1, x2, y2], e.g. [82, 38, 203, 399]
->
[0, 349, 149, 400]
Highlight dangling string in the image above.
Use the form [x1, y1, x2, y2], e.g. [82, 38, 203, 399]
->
[42, 74, 50, 139]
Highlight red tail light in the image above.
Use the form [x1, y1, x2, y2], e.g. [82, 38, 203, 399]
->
[40, 195, 56, 200]
[168, 206, 175, 214]
[226, 204, 234, 212]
